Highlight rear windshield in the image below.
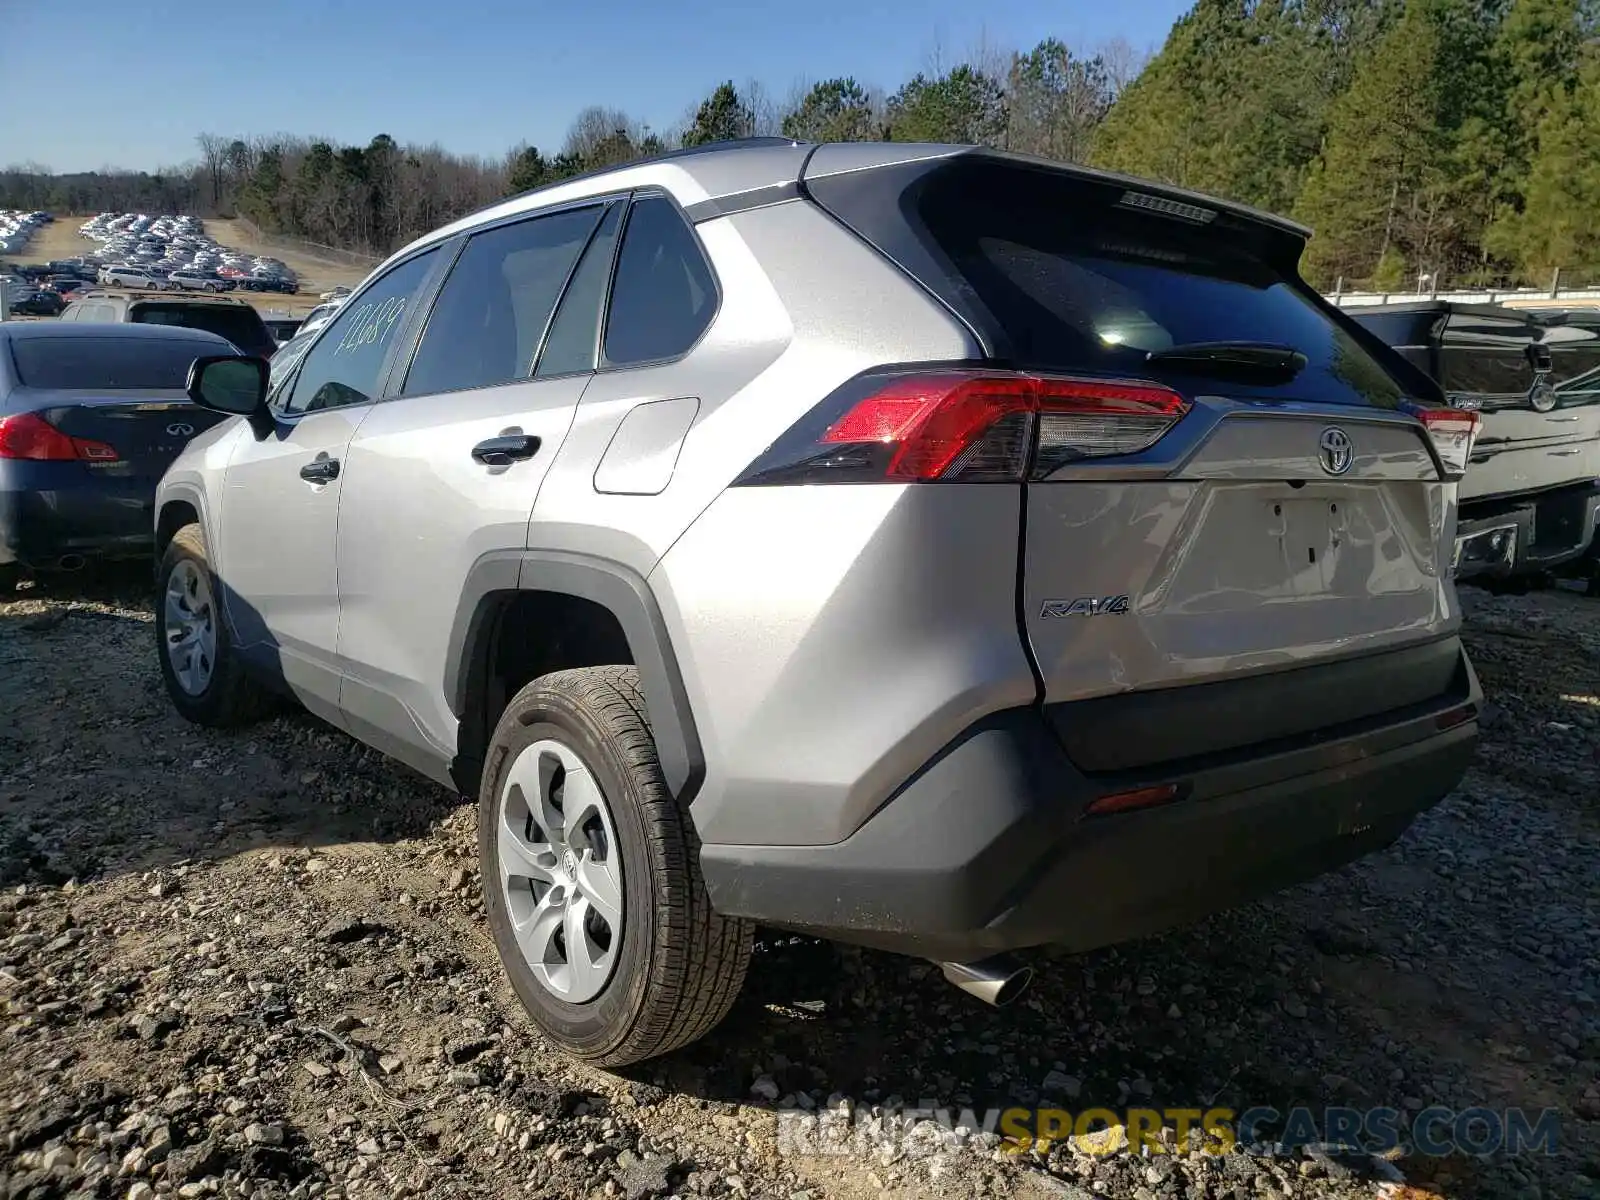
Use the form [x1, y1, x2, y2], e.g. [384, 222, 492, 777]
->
[130, 302, 273, 354]
[809, 156, 1411, 408]
[10, 336, 220, 390]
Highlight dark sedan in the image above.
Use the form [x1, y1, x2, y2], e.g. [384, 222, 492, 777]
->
[8, 289, 66, 316]
[0, 323, 243, 593]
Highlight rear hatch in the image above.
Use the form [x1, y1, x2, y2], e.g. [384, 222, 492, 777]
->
[806, 149, 1465, 771]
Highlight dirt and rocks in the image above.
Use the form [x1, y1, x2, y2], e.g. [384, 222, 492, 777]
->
[1, 572, 1596, 1200]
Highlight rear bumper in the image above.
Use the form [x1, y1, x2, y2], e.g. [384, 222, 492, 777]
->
[701, 647, 1480, 962]
[0, 464, 160, 569]
[1454, 480, 1600, 579]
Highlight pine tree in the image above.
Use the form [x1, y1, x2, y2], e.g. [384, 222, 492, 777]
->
[885, 66, 1006, 145]
[1493, 57, 1600, 278]
[1090, 0, 1332, 215]
[506, 146, 550, 195]
[1294, 3, 1450, 286]
[682, 83, 755, 147]
[782, 78, 877, 142]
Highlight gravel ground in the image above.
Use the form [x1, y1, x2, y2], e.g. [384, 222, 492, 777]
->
[1, 571, 1596, 1200]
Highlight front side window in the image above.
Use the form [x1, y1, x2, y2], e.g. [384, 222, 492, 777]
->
[403, 205, 604, 396]
[280, 249, 438, 415]
[603, 196, 717, 367]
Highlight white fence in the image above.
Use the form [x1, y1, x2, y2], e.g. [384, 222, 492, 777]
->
[1328, 287, 1600, 310]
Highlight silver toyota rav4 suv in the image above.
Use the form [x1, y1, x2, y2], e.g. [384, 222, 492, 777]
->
[154, 140, 1484, 1066]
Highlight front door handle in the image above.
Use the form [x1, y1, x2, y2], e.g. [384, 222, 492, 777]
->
[471, 434, 542, 467]
[299, 456, 340, 483]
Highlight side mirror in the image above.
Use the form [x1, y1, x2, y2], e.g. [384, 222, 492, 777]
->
[187, 355, 273, 438]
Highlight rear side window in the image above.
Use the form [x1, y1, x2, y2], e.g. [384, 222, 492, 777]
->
[131, 302, 274, 356]
[404, 204, 604, 396]
[537, 202, 624, 378]
[10, 336, 224, 389]
[603, 196, 717, 367]
[809, 156, 1410, 408]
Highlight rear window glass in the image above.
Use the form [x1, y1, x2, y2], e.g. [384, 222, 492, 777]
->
[131, 303, 272, 354]
[10, 336, 223, 390]
[811, 157, 1408, 408]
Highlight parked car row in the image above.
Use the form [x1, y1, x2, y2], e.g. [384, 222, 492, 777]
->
[77, 212, 298, 294]
[0, 211, 51, 257]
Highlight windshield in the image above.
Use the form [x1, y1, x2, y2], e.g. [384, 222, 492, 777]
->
[10, 335, 222, 390]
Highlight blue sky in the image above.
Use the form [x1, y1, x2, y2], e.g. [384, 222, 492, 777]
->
[8, 0, 1191, 173]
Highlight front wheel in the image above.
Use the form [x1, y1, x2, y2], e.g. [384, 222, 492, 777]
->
[155, 524, 274, 726]
[480, 665, 752, 1066]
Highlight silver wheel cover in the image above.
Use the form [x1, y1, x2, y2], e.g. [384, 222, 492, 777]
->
[497, 739, 625, 1004]
[163, 559, 217, 696]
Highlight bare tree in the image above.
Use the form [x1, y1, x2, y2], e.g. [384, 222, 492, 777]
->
[1097, 36, 1149, 98]
[196, 133, 228, 211]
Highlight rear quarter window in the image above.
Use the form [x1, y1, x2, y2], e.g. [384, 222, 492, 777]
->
[602, 196, 717, 367]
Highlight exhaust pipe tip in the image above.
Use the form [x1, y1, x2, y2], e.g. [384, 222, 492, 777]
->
[939, 956, 1034, 1007]
[56, 554, 87, 572]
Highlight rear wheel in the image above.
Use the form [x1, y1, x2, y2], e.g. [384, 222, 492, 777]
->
[155, 524, 274, 726]
[480, 666, 752, 1066]
[0, 564, 18, 597]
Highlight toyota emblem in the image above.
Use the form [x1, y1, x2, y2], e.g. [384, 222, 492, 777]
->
[1318, 427, 1354, 476]
[166, 422, 195, 437]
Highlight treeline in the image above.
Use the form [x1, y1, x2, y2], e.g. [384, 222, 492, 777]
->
[0, 37, 1139, 259]
[5, 0, 1598, 288]
[1098, 0, 1600, 289]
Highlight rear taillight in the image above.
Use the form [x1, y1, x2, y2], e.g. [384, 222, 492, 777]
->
[1411, 405, 1480, 479]
[735, 369, 1190, 485]
[0, 413, 120, 463]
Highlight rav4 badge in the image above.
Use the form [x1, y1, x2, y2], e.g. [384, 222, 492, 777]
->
[1040, 595, 1132, 618]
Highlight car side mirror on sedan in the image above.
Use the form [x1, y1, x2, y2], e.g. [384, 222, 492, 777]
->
[187, 355, 274, 439]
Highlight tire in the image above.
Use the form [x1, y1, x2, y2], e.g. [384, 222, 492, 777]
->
[155, 523, 275, 727]
[0, 564, 18, 597]
[480, 665, 752, 1066]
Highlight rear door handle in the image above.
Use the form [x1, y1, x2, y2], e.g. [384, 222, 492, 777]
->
[471, 434, 541, 467]
[299, 456, 340, 482]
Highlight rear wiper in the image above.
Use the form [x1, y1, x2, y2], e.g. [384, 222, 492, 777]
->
[1145, 340, 1308, 380]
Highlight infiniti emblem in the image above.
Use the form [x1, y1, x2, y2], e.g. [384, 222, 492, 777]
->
[166, 422, 195, 437]
[1318, 426, 1354, 476]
